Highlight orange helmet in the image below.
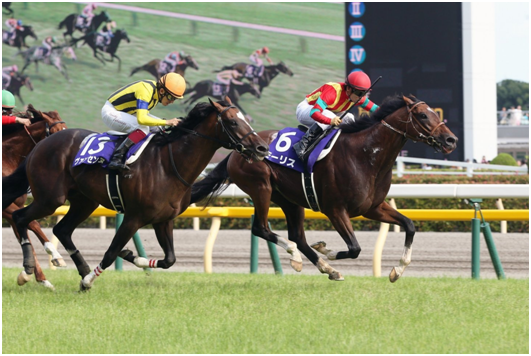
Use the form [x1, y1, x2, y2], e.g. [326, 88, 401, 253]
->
[346, 71, 371, 91]
[262, 46, 269, 54]
[159, 73, 186, 99]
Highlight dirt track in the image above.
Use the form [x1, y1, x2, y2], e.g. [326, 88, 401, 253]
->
[2, 228, 528, 279]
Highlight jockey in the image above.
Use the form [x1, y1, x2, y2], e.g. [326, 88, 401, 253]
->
[2, 65, 18, 89]
[41, 36, 57, 58]
[102, 72, 186, 171]
[5, 18, 22, 44]
[162, 50, 186, 74]
[80, 3, 97, 28]
[249, 47, 273, 67]
[293, 71, 380, 161]
[2, 90, 31, 126]
[97, 21, 116, 47]
[216, 69, 244, 90]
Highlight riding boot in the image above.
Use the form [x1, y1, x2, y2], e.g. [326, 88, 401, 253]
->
[108, 138, 135, 171]
[293, 122, 324, 161]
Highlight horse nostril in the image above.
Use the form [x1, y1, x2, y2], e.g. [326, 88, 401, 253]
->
[257, 145, 268, 153]
[447, 136, 457, 145]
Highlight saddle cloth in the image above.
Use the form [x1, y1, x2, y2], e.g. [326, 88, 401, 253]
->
[265, 127, 341, 174]
[244, 65, 264, 79]
[212, 82, 229, 97]
[72, 132, 155, 168]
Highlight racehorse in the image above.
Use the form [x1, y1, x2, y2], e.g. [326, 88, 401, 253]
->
[3, 73, 33, 106]
[3, 98, 269, 291]
[130, 54, 200, 81]
[2, 25, 38, 50]
[214, 61, 294, 93]
[19, 44, 75, 80]
[191, 95, 458, 282]
[72, 29, 130, 72]
[58, 11, 111, 41]
[2, 104, 67, 290]
[2, 2, 14, 15]
[183, 80, 261, 122]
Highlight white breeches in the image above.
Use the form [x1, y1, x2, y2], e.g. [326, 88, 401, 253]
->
[101, 101, 154, 135]
[295, 99, 336, 130]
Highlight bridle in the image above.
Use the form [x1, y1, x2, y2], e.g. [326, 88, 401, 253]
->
[24, 120, 66, 146]
[380, 101, 445, 151]
[166, 105, 257, 187]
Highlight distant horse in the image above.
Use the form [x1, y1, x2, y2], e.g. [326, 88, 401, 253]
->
[183, 80, 261, 122]
[72, 29, 130, 72]
[19, 44, 75, 80]
[3, 98, 269, 291]
[58, 11, 111, 41]
[2, 25, 38, 50]
[130, 54, 200, 81]
[2, 104, 67, 290]
[2, 2, 14, 15]
[214, 61, 294, 93]
[191, 95, 458, 281]
[3, 73, 33, 106]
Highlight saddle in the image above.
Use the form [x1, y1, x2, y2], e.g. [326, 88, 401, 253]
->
[244, 65, 264, 79]
[212, 82, 230, 97]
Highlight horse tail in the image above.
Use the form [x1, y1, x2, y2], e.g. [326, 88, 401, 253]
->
[190, 154, 232, 206]
[2, 159, 29, 210]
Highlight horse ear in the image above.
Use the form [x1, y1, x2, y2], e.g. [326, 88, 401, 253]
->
[209, 97, 222, 112]
[224, 96, 233, 105]
[403, 95, 415, 106]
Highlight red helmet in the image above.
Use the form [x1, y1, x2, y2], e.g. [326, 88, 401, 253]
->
[262, 46, 269, 54]
[346, 71, 371, 91]
[91, 3, 98, 10]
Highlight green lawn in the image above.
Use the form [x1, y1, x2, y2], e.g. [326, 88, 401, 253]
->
[3, 2, 345, 133]
[2, 268, 528, 354]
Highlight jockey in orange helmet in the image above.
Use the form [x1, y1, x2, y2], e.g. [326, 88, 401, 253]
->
[249, 46, 272, 67]
[102, 73, 186, 170]
[293, 71, 380, 161]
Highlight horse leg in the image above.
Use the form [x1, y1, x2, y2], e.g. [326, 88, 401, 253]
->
[119, 220, 175, 270]
[81, 214, 143, 290]
[273, 192, 343, 280]
[363, 201, 415, 283]
[312, 209, 361, 262]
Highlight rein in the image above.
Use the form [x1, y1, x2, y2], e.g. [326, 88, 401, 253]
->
[380, 101, 445, 150]
[23, 120, 65, 145]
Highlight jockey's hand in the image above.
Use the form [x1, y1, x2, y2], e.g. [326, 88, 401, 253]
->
[166, 118, 181, 127]
[330, 116, 342, 126]
[15, 118, 31, 126]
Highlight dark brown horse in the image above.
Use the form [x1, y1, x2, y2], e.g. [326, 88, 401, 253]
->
[72, 29, 130, 72]
[2, 24, 38, 50]
[214, 61, 294, 93]
[3, 98, 269, 291]
[130, 54, 200, 81]
[3, 73, 33, 106]
[58, 11, 111, 41]
[191, 95, 458, 281]
[2, 104, 67, 290]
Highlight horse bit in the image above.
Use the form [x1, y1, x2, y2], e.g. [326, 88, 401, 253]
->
[380, 101, 445, 151]
[166, 105, 256, 187]
[24, 120, 66, 146]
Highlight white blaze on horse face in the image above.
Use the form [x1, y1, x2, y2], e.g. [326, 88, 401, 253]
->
[236, 111, 257, 135]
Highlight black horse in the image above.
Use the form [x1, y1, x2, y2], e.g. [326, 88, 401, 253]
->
[2, 2, 14, 15]
[2, 73, 33, 106]
[183, 80, 261, 122]
[214, 61, 294, 93]
[58, 11, 111, 41]
[2, 25, 38, 50]
[3, 98, 269, 291]
[72, 29, 130, 72]
[130, 54, 200, 81]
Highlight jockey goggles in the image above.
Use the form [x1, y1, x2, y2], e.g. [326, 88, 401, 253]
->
[351, 88, 366, 97]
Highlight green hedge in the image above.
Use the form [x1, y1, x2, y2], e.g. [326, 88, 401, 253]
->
[4, 175, 528, 232]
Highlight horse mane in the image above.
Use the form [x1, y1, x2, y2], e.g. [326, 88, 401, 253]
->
[2, 110, 43, 136]
[339, 94, 417, 134]
[152, 100, 230, 146]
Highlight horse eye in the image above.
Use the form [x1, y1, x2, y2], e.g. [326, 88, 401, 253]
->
[420, 113, 428, 119]
[230, 119, 238, 127]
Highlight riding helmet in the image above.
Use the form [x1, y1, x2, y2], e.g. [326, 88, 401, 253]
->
[159, 73, 186, 99]
[262, 46, 269, 54]
[346, 71, 371, 91]
[2, 90, 16, 109]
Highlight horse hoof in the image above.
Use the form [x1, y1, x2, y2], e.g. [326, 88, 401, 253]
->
[328, 271, 344, 281]
[389, 267, 401, 283]
[17, 271, 31, 286]
[38, 280, 55, 291]
[51, 258, 67, 267]
[290, 259, 303, 272]
[79, 280, 91, 292]
[311, 241, 326, 250]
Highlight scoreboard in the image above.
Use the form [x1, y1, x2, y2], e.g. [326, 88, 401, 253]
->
[345, 2, 464, 160]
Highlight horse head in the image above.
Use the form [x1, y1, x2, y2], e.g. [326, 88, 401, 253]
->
[26, 104, 67, 134]
[117, 29, 131, 43]
[17, 74, 33, 91]
[390, 96, 458, 154]
[208, 97, 268, 162]
[184, 55, 199, 70]
[277, 61, 294, 76]
[24, 25, 38, 41]
[243, 82, 261, 99]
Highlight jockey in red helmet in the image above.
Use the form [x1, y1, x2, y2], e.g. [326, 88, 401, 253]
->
[293, 70, 380, 161]
[249, 46, 272, 66]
